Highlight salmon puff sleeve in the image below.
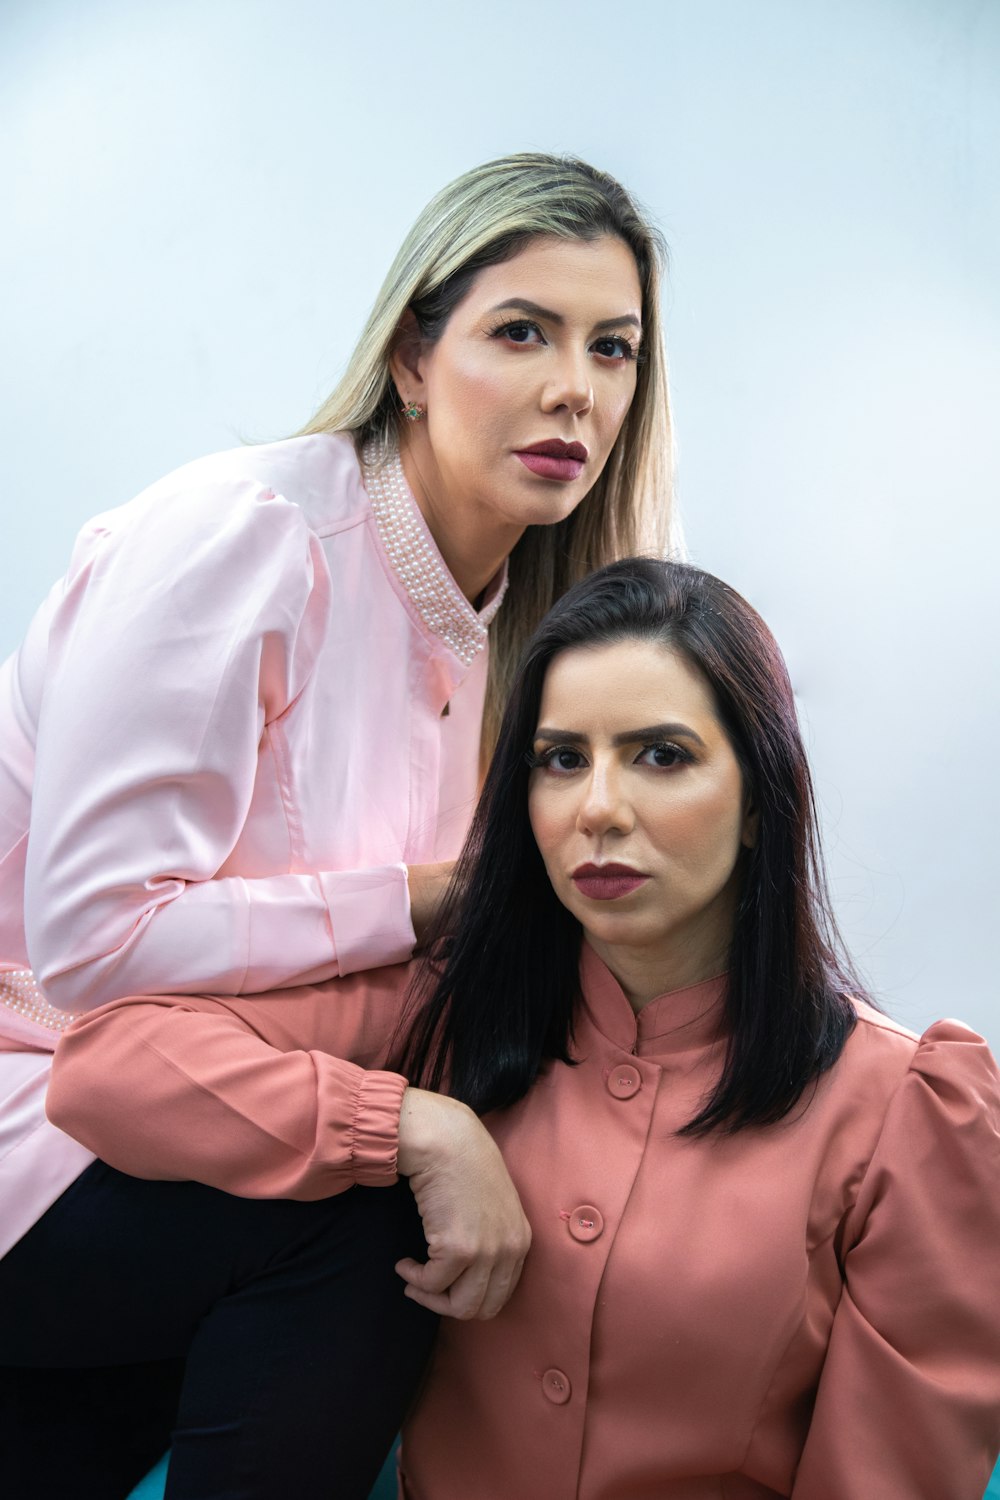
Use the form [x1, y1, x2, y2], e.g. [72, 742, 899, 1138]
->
[23, 478, 360, 1013]
[792, 1021, 1000, 1499]
[47, 964, 412, 1198]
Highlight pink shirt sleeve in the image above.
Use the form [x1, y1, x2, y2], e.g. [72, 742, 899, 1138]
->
[23, 479, 415, 1013]
[46, 964, 414, 1197]
[792, 1021, 1000, 1499]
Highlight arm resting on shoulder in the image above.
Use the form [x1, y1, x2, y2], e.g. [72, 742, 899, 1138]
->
[47, 969, 531, 1320]
[47, 977, 410, 1197]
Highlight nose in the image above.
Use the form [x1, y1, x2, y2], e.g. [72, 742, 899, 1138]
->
[541, 346, 594, 417]
[576, 759, 634, 838]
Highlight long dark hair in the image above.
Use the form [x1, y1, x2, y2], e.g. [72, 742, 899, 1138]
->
[393, 558, 863, 1135]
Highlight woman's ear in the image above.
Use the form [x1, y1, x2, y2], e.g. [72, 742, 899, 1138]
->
[741, 799, 759, 850]
[388, 308, 427, 408]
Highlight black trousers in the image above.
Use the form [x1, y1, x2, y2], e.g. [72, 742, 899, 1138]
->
[0, 1161, 437, 1500]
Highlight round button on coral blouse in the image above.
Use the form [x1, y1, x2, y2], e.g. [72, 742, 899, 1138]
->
[542, 1368, 572, 1405]
[568, 1205, 604, 1243]
[607, 1064, 641, 1099]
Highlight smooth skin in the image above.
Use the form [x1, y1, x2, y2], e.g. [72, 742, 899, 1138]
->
[528, 639, 757, 1012]
[390, 233, 643, 605]
[394, 239, 644, 1318]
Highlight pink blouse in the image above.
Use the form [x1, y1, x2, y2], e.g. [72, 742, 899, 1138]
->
[47, 948, 1000, 1498]
[0, 432, 504, 1252]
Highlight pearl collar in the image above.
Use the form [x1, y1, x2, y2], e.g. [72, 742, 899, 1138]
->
[361, 441, 508, 668]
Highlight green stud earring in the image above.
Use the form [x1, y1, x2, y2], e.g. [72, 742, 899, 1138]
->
[401, 400, 426, 423]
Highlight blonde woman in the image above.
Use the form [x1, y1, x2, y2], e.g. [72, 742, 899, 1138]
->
[0, 155, 678, 1498]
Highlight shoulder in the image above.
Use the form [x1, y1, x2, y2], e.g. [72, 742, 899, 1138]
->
[829, 998, 918, 1090]
[834, 998, 1000, 1129]
[80, 432, 368, 554]
[45, 439, 370, 635]
[186, 432, 369, 536]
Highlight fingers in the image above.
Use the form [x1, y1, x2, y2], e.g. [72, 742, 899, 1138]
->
[396, 1089, 532, 1320]
[394, 1255, 470, 1298]
[398, 1264, 497, 1320]
[478, 1247, 528, 1319]
[395, 1246, 529, 1321]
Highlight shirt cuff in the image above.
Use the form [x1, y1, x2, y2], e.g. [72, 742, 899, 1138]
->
[350, 1068, 409, 1186]
[319, 864, 417, 975]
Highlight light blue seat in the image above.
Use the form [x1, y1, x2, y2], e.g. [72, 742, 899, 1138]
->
[126, 1454, 168, 1499]
[986, 1453, 1000, 1499]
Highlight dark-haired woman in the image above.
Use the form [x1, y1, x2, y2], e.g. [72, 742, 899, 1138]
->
[44, 560, 1000, 1498]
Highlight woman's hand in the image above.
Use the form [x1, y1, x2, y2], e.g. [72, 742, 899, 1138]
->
[405, 861, 457, 945]
[395, 1087, 531, 1320]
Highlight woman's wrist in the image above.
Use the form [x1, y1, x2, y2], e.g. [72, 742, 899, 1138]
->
[404, 861, 456, 945]
[397, 1086, 473, 1178]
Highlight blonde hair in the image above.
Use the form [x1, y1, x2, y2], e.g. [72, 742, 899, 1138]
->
[300, 152, 681, 753]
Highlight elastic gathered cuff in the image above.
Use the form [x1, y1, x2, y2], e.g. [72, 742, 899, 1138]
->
[350, 1067, 408, 1186]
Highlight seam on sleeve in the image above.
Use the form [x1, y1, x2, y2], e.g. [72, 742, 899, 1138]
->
[264, 721, 305, 867]
[124, 1024, 330, 1158]
[235, 877, 252, 994]
[838, 1048, 924, 1251]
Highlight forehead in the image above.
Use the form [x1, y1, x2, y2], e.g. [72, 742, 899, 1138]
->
[457, 234, 643, 317]
[536, 639, 720, 731]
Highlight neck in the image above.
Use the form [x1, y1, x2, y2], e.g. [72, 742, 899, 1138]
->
[398, 429, 522, 604]
[585, 929, 730, 1015]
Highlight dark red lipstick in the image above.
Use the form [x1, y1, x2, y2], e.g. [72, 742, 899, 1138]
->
[571, 862, 649, 901]
[515, 439, 588, 482]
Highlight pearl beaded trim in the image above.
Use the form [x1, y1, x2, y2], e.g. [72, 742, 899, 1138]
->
[361, 442, 508, 667]
[0, 969, 80, 1033]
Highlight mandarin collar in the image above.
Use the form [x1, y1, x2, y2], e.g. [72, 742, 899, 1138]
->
[578, 941, 729, 1058]
[361, 439, 509, 668]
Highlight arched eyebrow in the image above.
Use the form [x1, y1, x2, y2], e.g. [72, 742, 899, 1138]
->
[488, 299, 642, 333]
[533, 722, 706, 749]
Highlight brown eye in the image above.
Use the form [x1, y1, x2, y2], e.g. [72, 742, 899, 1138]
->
[637, 742, 689, 769]
[529, 745, 586, 774]
[553, 748, 583, 770]
[491, 320, 545, 345]
[592, 335, 637, 361]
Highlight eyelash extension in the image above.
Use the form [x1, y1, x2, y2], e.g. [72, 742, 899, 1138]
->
[487, 318, 540, 341]
[640, 740, 693, 767]
[524, 745, 580, 770]
[526, 741, 692, 771]
[487, 319, 643, 362]
[593, 333, 642, 362]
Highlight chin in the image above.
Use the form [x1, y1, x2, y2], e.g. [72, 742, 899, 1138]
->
[577, 912, 650, 948]
[521, 490, 590, 529]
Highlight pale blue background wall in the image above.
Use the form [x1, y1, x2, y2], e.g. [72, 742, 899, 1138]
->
[2, 0, 997, 1045]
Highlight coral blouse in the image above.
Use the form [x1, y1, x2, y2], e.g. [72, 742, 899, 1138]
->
[47, 947, 1000, 1499]
[0, 432, 504, 1253]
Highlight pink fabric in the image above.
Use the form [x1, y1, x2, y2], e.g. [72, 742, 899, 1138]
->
[46, 948, 1000, 1498]
[0, 432, 498, 1248]
[1, 434, 497, 1009]
[0, 1050, 95, 1259]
